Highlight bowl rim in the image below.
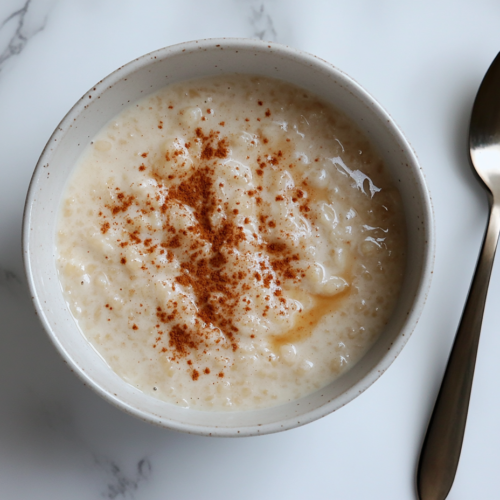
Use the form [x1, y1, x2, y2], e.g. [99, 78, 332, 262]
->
[23, 37, 435, 437]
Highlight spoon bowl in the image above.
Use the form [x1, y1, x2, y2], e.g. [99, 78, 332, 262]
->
[470, 52, 500, 192]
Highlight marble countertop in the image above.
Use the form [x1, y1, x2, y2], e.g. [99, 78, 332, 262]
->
[1, 1, 500, 498]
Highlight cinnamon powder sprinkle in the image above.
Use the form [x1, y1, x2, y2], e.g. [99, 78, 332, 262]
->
[169, 324, 199, 356]
[97, 124, 309, 373]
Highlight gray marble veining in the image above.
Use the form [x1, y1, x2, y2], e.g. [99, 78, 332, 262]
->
[0, 266, 23, 292]
[95, 456, 152, 499]
[249, 4, 277, 41]
[0, 0, 54, 73]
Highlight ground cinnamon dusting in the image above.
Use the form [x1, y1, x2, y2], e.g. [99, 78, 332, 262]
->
[56, 74, 410, 412]
[89, 88, 352, 384]
[99, 126, 274, 366]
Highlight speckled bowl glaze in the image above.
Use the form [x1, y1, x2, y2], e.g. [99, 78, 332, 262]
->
[23, 38, 434, 437]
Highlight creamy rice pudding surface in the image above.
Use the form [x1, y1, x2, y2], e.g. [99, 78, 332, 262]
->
[57, 75, 406, 411]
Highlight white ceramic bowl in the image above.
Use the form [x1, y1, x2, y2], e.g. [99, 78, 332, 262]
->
[23, 38, 434, 437]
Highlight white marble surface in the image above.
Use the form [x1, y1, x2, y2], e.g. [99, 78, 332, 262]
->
[1, 1, 500, 498]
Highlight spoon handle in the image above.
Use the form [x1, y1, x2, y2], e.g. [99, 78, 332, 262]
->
[417, 200, 500, 500]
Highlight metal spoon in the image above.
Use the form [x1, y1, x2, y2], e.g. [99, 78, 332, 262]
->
[417, 52, 500, 500]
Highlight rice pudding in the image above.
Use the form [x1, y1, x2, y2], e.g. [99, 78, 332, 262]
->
[56, 75, 406, 411]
